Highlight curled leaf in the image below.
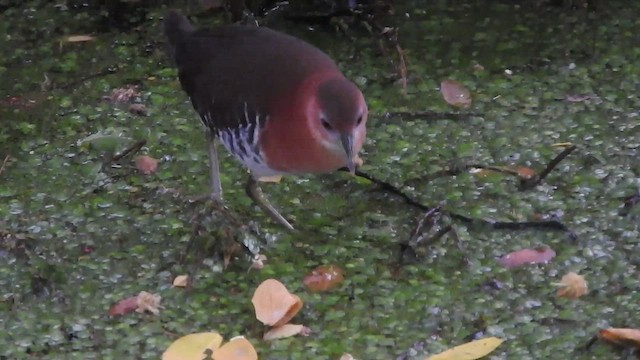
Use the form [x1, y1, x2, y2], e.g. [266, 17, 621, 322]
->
[263, 324, 311, 341]
[303, 265, 345, 292]
[556, 272, 588, 299]
[598, 328, 640, 348]
[172, 275, 189, 288]
[440, 79, 472, 108]
[498, 247, 555, 268]
[162, 332, 224, 360]
[212, 336, 258, 360]
[252, 279, 302, 327]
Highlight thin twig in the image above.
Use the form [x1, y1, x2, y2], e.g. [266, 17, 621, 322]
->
[355, 170, 577, 240]
[535, 145, 577, 185]
[0, 155, 9, 177]
[111, 139, 147, 162]
[382, 110, 484, 122]
[58, 65, 120, 90]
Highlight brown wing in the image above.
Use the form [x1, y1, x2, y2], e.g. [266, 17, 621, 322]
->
[169, 24, 340, 132]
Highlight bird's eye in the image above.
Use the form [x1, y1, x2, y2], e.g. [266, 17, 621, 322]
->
[356, 115, 363, 126]
[321, 118, 333, 130]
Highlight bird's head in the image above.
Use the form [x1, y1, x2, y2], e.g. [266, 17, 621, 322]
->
[307, 77, 367, 173]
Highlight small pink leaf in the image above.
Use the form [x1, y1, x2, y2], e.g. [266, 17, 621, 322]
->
[440, 79, 472, 108]
[135, 155, 158, 175]
[498, 247, 555, 268]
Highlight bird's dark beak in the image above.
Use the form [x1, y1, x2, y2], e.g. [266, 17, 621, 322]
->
[340, 133, 355, 174]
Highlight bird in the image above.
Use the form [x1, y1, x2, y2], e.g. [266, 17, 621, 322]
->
[164, 11, 367, 230]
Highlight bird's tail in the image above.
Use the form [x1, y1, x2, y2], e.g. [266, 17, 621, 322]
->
[164, 10, 195, 60]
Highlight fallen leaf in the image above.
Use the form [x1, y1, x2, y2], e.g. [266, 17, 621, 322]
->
[440, 79, 472, 108]
[551, 142, 574, 148]
[263, 324, 311, 341]
[212, 336, 258, 360]
[65, 35, 95, 42]
[108, 85, 140, 103]
[425, 337, 504, 360]
[172, 275, 189, 288]
[136, 291, 162, 314]
[162, 332, 224, 360]
[598, 328, 640, 348]
[108, 295, 138, 316]
[128, 103, 148, 116]
[512, 166, 536, 180]
[498, 247, 555, 268]
[252, 279, 303, 327]
[248, 254, 268, 272]
[303, 265, 345, 292]
[135, 155, 158, 175]
[555, 272, 588, 299]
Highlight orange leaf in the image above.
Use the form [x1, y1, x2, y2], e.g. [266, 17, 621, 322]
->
[556, 272, 588, 299]
[252, 279, 303, 327]
[498, 247, 555, 268]
[598, 328, 640, 348]
[303, 265, 345, 292]
[440, 79, 472, 108]
[513, 166, 536, 180]
[212, 336, 258, 360]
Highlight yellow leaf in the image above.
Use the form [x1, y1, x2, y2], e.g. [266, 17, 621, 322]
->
[425, 337, 504, 360]
[551, 142, 573, 148]
[65, 35, 95, 42]
[212, 336, 258, 360]
[162, 332, 224, 360]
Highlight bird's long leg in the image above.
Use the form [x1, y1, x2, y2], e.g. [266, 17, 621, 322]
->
[245, 176, 294, 231]
[206, 130, 223, 201]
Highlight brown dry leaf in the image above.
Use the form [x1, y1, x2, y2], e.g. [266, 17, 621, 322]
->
[162, 332, 224, 360]
[425, 337, 504, 360]
[128, 103, 148, 116]
[66, 35, 95, 43]
[136, 291, 162, 314]
[263, 324, 311, 341]
[498, 246, 556, 268]
[440, 79, 472, 108]
[108, 295, 138, 316]
[212, 336, 258, 360]
[303, 265, 345, 292]
[252, 279, 303, 327]
[172, 275, 189, 288]
[556, 272, 588, 299]
[598, 328, 640, 348]
[135, 155, 158, 175]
